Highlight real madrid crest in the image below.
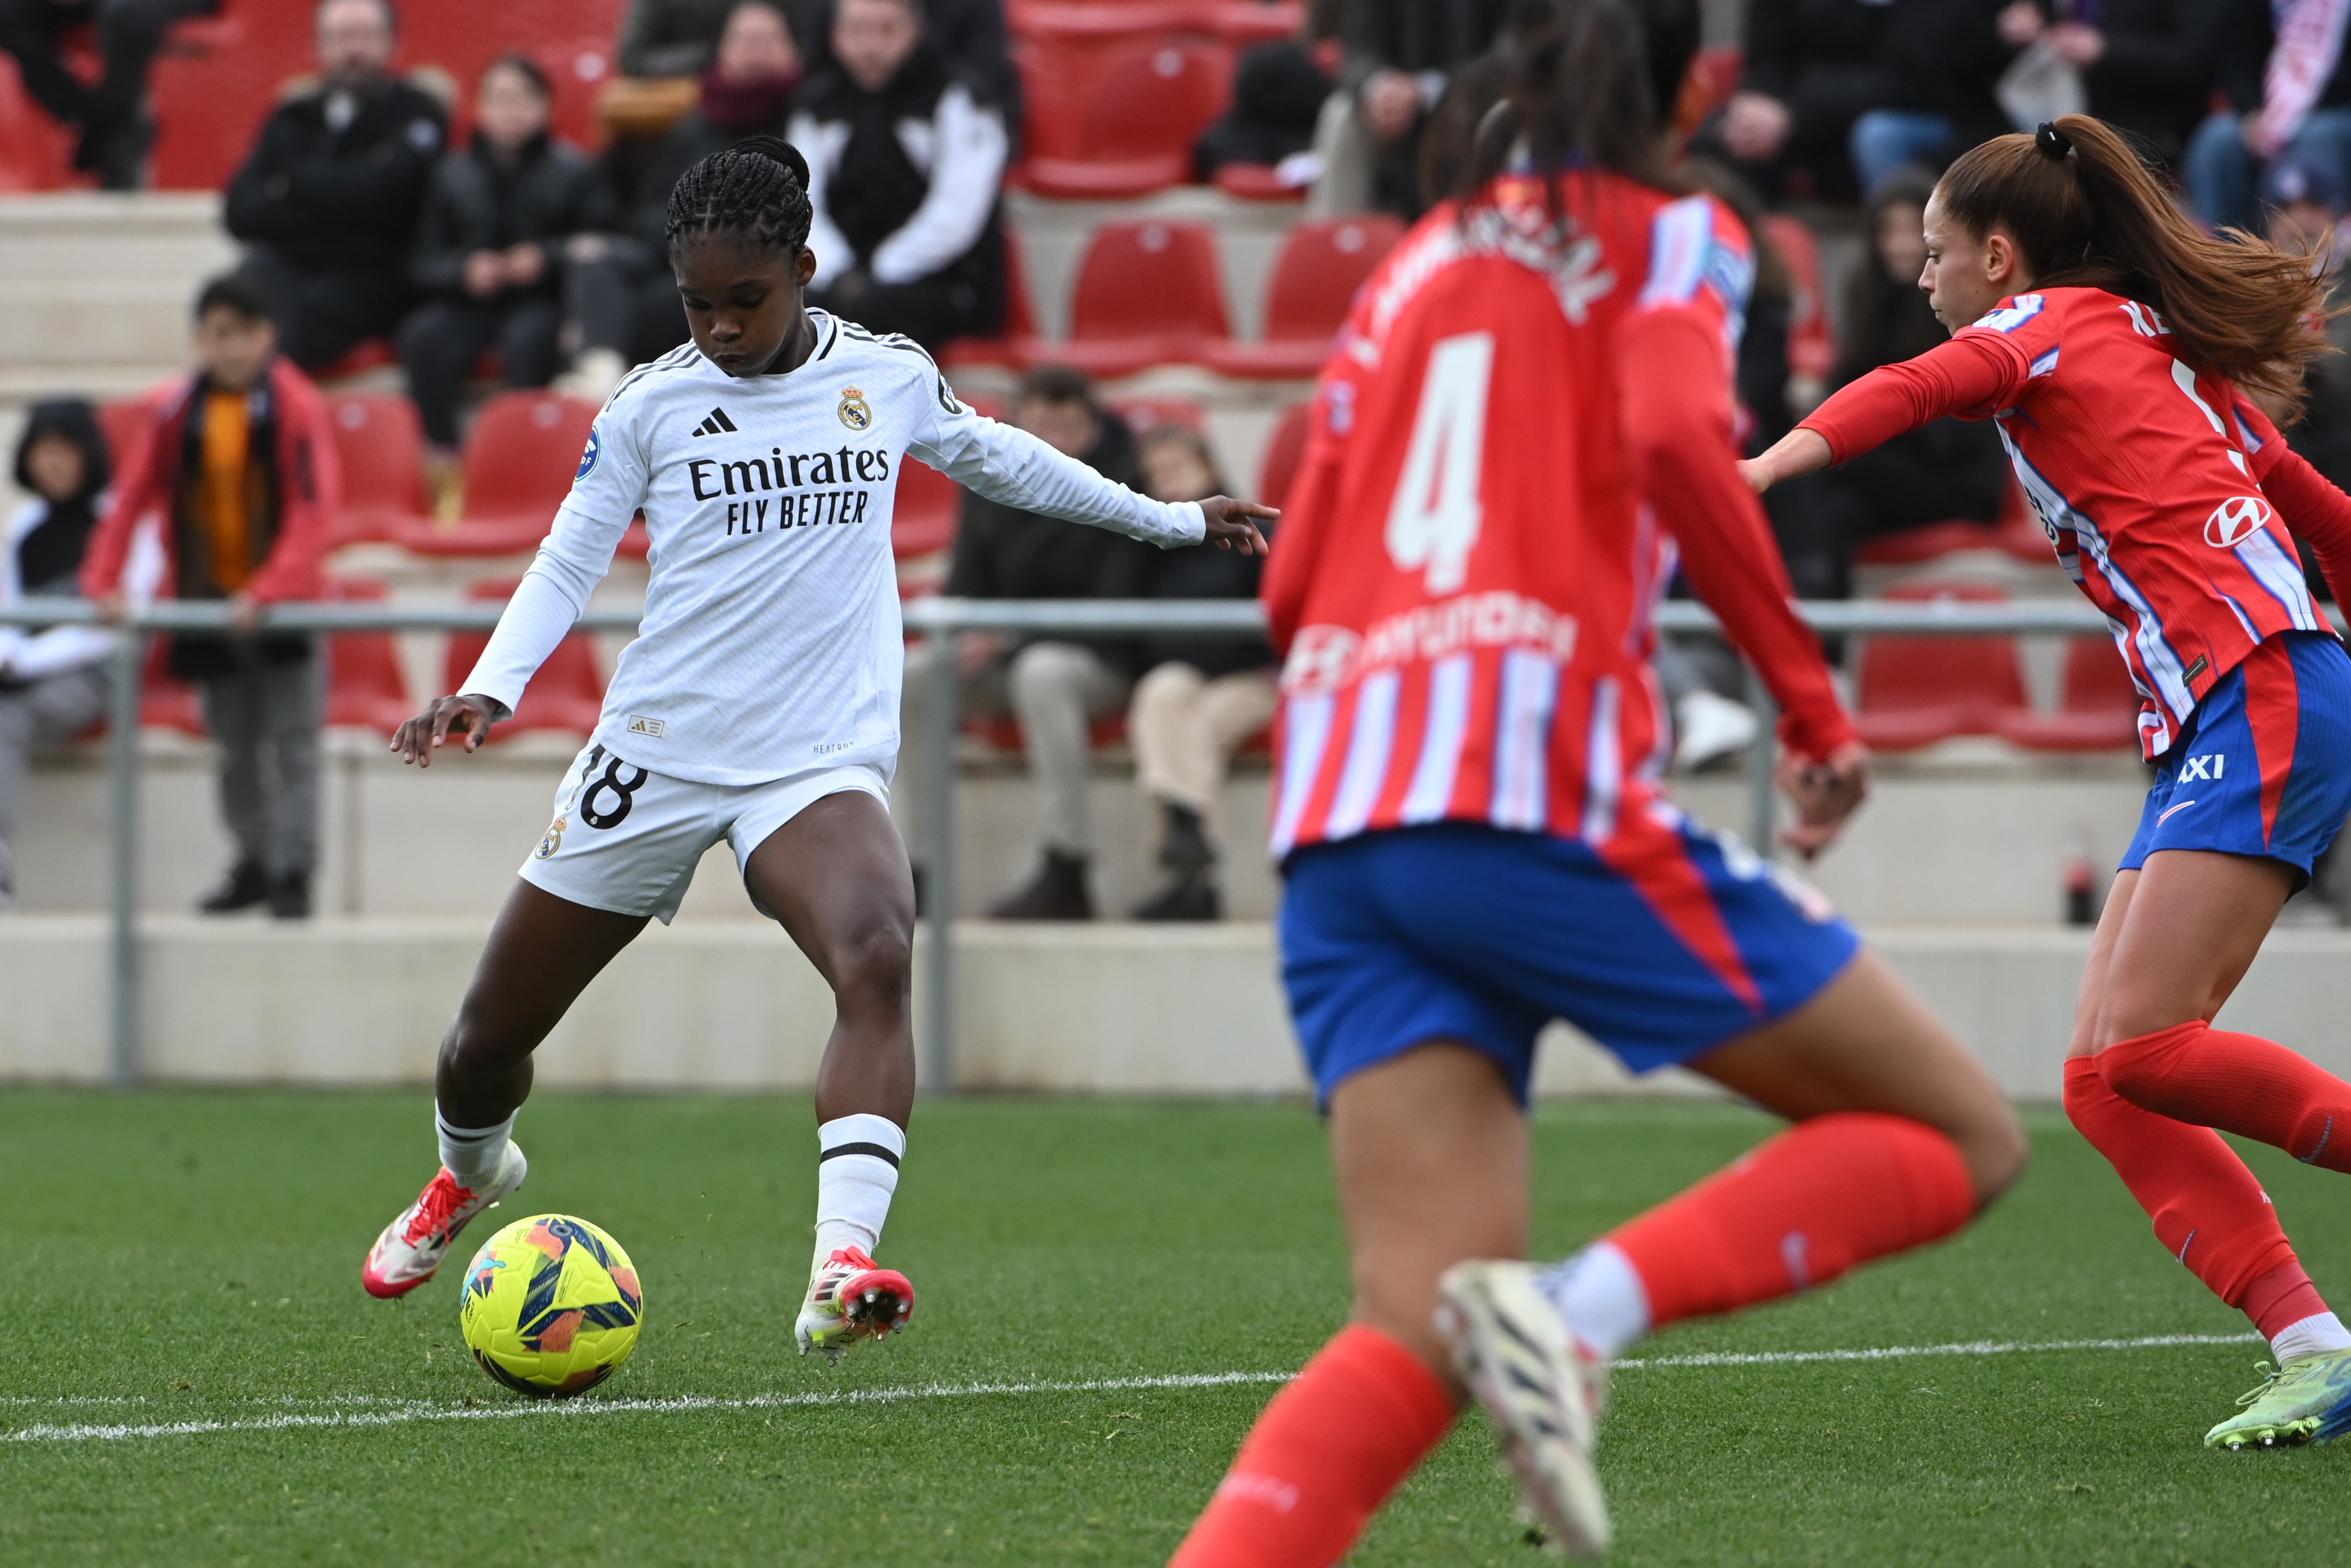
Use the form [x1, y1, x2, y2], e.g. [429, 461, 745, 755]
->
[838, 386, 872, 431]
[535, 816, 567, 860]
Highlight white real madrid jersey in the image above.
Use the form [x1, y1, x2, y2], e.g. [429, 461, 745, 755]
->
[460, 312, 1205, 785]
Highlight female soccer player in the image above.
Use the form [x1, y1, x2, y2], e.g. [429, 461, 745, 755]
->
[1745, 115, 2351, 1450]
[358, 137, 1270, 1362]
[1166, 4, 2025, 1560]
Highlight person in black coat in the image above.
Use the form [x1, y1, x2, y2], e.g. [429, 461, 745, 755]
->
[398, 55, 614, 456]
[792, 0, 1016, 121]
[2001, 0, 2232, 169]
[222, 0, 446, 372]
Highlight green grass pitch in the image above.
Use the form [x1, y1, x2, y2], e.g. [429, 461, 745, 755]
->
[5, 1089, 2349, 1566]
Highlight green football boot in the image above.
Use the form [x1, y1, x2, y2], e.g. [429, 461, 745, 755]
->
[2205, 1350, 2351, 1450]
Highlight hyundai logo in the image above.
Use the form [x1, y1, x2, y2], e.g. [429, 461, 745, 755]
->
[2205, 495, 2272, 548]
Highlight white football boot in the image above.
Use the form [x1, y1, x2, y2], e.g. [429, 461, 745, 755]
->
[360, 1143, 528, 1299]
[1435, 1260, 1612, 1558]
[795, 1246, 915, 1363]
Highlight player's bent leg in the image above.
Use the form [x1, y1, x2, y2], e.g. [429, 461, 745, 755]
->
[362, 880, 647, 1299]
[742, 790, 919, 1360]
[1532, 952, 2014, 1365]
[1172, 1043, 1567, 1567]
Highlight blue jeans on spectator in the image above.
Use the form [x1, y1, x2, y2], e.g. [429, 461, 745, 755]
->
[1850, 110, 1956, 197]
[2186, 107, 2351, 231]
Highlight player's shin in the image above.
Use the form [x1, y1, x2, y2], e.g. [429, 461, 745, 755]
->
[1167, 1325, 1454, 1568]
[2063, 1057, 2350, 1356]
[1578, 1112, 1975, 1336]
[813, 1112, 903, 1267]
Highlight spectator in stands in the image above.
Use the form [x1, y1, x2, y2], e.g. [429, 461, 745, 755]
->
[796, 0, 1018, 119]
[1995, 0, 2232, 171]
[0, 0, 217, 188]
[617, 0, 737, 77]
[223, 0, 445, 375]
[1124, 427, 1275, 922]
[791, 0, 1007, 350]
[2266, 156, 2351, 491]
[1698, 0, 2015, 202]
[401, 55, 613, 504]
[2183, 0, 2351, 234]
[0, 402, 137, 907]
[1768, 171, 2012, 600]
[897, 367, 1154, 921]
[1194, 43, 1335, 184]
[81, 275, 337, 921]
[568, 0, 802, 380]
[1310, 0, 1508, 218]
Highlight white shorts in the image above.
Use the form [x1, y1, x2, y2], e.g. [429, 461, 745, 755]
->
[518, 741, 891, 923]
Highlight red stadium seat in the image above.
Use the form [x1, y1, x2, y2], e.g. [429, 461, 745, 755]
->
[399, 391, 596, 558]
[1112, 397, 1206, 439]
[311, 339, 400, 384]
[894, 460, 962, 559]
[1759, 214, 1835, 386]
[1211, 162, 1307, 201]
[1852, 520, 2007, 568]
[1021, 220, 1229, 378]
[1999, 634, 2144, 751]
[0, 54, 77, 190]
[319, 577, 415, 734]
[939, 228, 1039, 372]
[1257, 401, 1310, 511]
[442, 577, 605, 737]
[1853, 581, 2030, 751]
[1210, 1, 1304, 44]
[1021, 40, 1233, 199]
[1207, 215, 1402, 378]
[325, 393, 430, 546]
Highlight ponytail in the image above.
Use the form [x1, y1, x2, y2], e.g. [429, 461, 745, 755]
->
[1935, 114, 2330, 414]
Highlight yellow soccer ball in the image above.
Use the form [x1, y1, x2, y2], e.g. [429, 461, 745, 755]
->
[458, 1214, 643, 1398]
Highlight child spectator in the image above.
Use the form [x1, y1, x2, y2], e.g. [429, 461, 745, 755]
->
[567, 0, 801, 385]
[1125, 427, 1275, 921]
[401, 55, 613, 500]
[792, 0, 1007, 350]
[222, 0, 446, 372]
[897, 367, 1154, 921]
[0, 402, 156, 907]
[81, 275, 339, 921]
[0, 0, 218, 188]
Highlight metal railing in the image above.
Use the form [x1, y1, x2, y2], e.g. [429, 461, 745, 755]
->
[1, 593, 2133, 1089]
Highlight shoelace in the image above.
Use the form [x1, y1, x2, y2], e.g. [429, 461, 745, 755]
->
[400, 1171, 477, 1247]
[2232, 1360, 2287, 1410]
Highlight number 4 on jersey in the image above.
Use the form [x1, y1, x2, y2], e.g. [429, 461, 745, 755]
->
[1386, 331, 1494, 595]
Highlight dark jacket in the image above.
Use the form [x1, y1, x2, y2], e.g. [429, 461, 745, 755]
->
[1740, 0, 2013, 140]
[946, 411, 1157, 670]
[2040, 0, 2235, 164]
[1140, 517, 1273, 678]
[9, 401, 111, 596]
[411, 132, 615, 300]
[224, 76, 447, 276]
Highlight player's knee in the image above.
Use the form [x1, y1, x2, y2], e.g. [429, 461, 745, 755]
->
[830, 921, 912, 1014]
[1954, 1101, 2029, 1208]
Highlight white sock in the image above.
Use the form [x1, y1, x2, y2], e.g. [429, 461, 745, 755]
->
[1537, 1242, 1651, 1361]
[2271, 1311, 2351, 1363]
[813, 1113, 905, 1269]
[435, 1106, 515, 1191]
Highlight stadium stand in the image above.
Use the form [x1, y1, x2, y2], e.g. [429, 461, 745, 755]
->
[442, 576, 604, 736]
[1205, 214, 1400, 378]
[324, 393, 431, 547]
[319, 577, 417, 734]
[396, 390, 593, 558]
[1255, 399, 1308, 512]
[893, 459, 962, 562]
[1998, 635, 2146, 753]
[1853, 581, 2030, 751]
[1020, 37, 1233, 199]
[1026, 219, 1229, 377]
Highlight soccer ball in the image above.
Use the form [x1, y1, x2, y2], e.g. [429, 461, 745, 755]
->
[458, 1214, 644, 1398]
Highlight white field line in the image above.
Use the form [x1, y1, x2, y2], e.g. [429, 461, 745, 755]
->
[0, 1332, 2262, 1447]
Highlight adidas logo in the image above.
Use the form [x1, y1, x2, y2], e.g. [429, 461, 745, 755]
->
[690, 407, 739, 437]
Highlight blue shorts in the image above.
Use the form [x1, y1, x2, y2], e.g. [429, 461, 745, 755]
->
[2122, 632, 2351, 889]
[1278, 814, 1862, 1106]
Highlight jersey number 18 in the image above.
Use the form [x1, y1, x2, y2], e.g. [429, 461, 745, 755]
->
[1385, 331, 1493, 596]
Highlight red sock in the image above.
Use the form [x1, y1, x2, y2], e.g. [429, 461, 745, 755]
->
[2063, 1055, 2304, 1324]
[1168, 1325, 1454, 1568]
[2097, 1020, 2351, 1172]
[1600, 1112, 1975, 1328]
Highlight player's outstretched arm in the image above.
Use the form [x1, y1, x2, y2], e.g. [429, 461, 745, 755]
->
[915, 408, 1267, 552]
[1742, 333, 2019, 494]
[392, 693, 502, 767]
[1197, 496, 1274, 555]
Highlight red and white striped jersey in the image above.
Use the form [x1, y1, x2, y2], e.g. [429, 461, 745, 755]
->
[1262, 171, 1851, 859]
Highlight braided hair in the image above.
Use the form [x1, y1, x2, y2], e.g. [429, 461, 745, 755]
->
[665, 134, 814, 261]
